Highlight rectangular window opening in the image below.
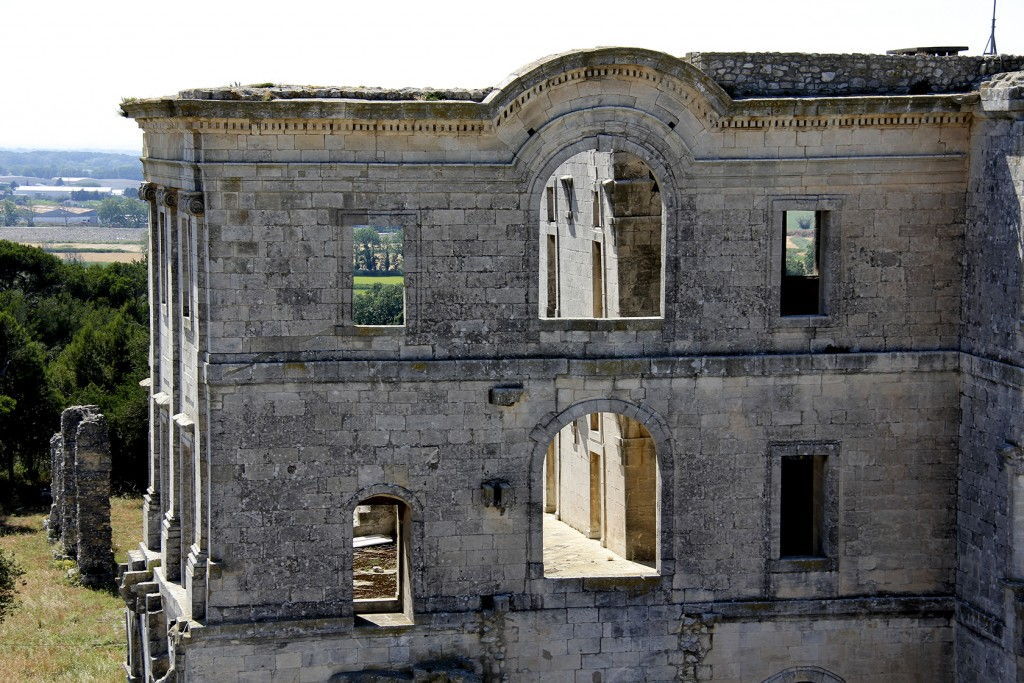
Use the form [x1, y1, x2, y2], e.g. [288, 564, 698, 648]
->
[546, 186, 556, 223]
[352, 224, 404, 326]
[588, 451, 602, 539]
[546, 234, 558, 318]
[353, 497, 413, 627]
[592, 189, 601, 227]
[779, 454, 825, 558]
[591, 241, 605, 318]
[780, 210, 822, 316]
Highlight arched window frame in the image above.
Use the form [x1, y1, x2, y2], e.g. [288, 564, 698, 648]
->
[527, 398, 675, 590]
[343, 484, 424, 626]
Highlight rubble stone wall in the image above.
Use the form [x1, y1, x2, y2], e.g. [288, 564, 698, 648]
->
[686, 52, 1024, 97]
[46, 405, 114, 587]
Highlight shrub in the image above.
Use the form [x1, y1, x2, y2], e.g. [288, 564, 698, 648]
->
[0, 548, 24, 624]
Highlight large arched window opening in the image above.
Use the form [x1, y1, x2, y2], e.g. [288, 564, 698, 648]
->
[543, 411, 659, 578]
[539, 150, 664, 320]
[352, 495, 413, 626]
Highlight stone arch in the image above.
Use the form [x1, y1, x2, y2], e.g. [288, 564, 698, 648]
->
[528, 398, 675, 580]
[762, 666, 846, 683]
[486, 47, 732, 134]
[519, 119, 691, 327]
[342, 484, 424, 619]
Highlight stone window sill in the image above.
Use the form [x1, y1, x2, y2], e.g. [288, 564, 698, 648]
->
[769, 557, 837, 573]
[538, 317, 663, 332]
[354, 612, 414, 629]
[772, 314, 834, 330]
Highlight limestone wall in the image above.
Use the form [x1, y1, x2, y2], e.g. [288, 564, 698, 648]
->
[686, 52, 1024, 97]
[962, 76, 1024, 366]
[954, 72, 1024, 681]
[200, 353, 957, 623]
[186, 145, 966, 361]
[120, 48, 1020, 680]
[174, 607, 951, 682]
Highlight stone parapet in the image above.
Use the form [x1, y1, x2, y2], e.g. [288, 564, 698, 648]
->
[685, 52, 1024, 97]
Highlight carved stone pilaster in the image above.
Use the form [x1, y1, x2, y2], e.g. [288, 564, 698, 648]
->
[180, 192, 205, 217]
[157, 187, 178, 210]
[138, 182, 158, 204]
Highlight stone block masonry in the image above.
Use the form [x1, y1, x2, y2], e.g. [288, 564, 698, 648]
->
[119, 47, 1024, 681]
[45, 405, 115, 588]
[685, 52, 1024, 97]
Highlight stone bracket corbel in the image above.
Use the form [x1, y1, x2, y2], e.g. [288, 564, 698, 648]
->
[489, 384, 524, 406]
[481, 479, 513, 513]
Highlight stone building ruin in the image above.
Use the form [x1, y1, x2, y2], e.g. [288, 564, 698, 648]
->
[45, 405, 114, 588]
[118, 48, 1024, 680]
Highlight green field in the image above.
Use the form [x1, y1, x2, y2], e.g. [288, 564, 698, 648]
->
[353, 275, 403, 292]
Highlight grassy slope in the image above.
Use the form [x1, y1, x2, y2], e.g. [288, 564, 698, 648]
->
[0, 497, 141, 682]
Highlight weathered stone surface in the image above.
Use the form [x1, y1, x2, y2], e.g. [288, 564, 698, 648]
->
[686, 52, 1024, 97]
[74, 413, 114, 588]
[119, 46, 1024, 682]
[57, 405, 100, 559]
[45, 432, 62, 543]
[46, 405, 114, 588]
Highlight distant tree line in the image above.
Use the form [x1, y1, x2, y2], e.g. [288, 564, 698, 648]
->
[0, 149, 142, 181]
[353, 227, 404, 275]
[0, 241, 148, 508]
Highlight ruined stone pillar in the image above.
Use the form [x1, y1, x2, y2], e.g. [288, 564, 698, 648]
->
[58, 405, 99, 558]
[46, 432, 63, 543]
[75, 413, 114, 587]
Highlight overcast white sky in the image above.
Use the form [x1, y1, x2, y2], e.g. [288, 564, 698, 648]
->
[2, 0, 1020, 152]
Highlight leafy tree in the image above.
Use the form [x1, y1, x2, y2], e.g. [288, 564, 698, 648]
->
[353, 227, 381, 272]
[0, 241, 149, 494]
[49, 309, 148, 490]
[0, 311, 57, 484]
[0, 547, 24, 625]
[353, 283, 404, 326]
[0, 201, 17, 227]
[0, 241, 66, 293]
[96, 197, 147, 228]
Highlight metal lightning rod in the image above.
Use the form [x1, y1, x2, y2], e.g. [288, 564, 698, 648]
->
[983, 0, 998, 55]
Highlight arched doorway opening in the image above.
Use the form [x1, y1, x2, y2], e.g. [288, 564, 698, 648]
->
[543, 410, 659, 578]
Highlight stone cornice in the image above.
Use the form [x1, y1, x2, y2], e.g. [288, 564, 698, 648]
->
[201, 350, 959, 386]
[121, 48, 978, 133]
[125, 95, 977, 136]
